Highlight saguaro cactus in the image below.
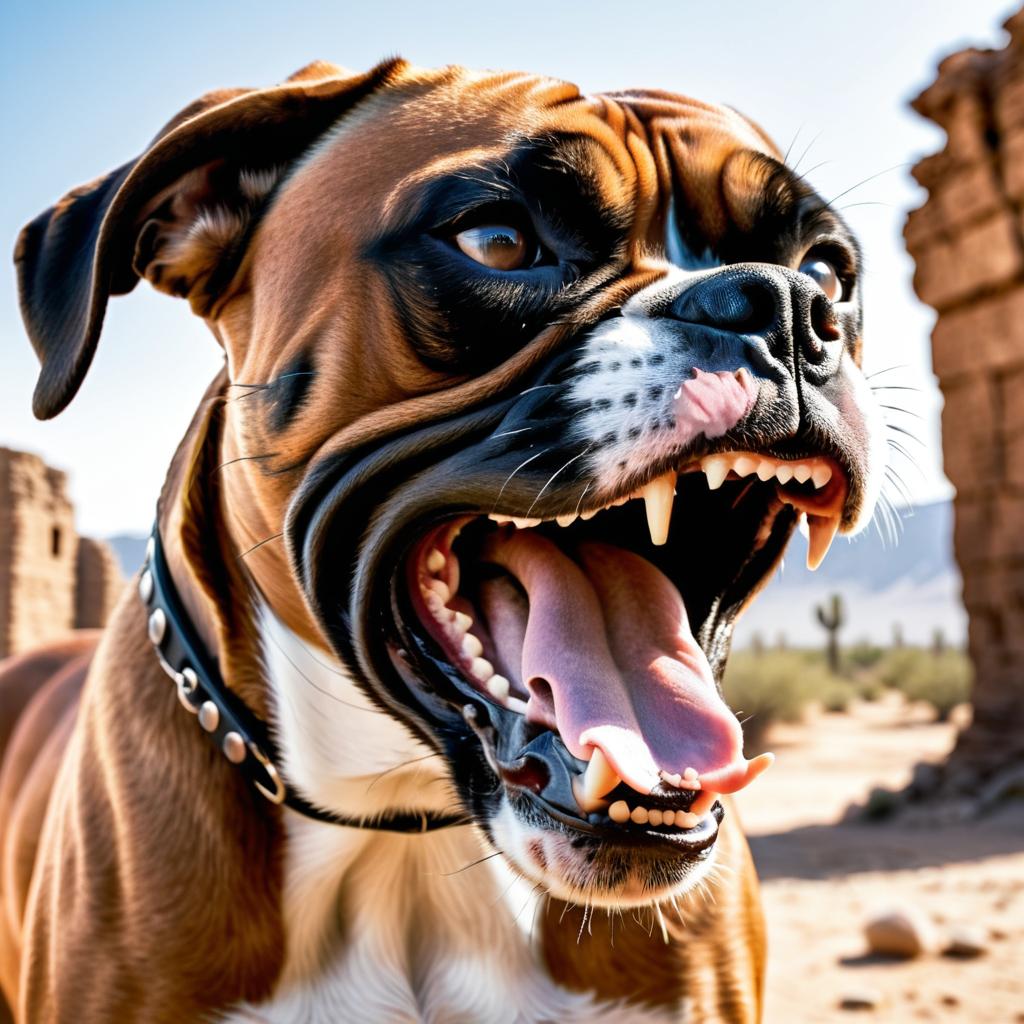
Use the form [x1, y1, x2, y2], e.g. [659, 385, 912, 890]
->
[816, 593, 845, 674]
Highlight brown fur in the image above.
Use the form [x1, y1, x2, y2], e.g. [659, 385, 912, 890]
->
[1, 60, 779, 1021]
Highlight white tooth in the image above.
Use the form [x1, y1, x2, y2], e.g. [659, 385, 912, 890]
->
[733, 454, 758, 477]
[486, 675, 510, 702]
[507, 696, 529, 715]
[612, 496, 629, 506]
[756, 459, 776, 481]
[426, 548, 446, 574]
[806, 514, 840, 571]
[775, 463, 794, 484]
[462, 633, 483, 658]
[608, 800, 630, 824]
[425, 578, 451, 604]
[701, 455, 731, 490]
[511, 517, 541, 529]
[425, 593, 446, 616]
[676, 811, 700, 829]
[582, 748, 621, 803]
[682, 767, 699, 782]
[556, 513, 578, 527]
[487, 514, 514, 524]
[580, 508, 599, 520]
[630, 805, 650, 825]
[648, 808, 664, 826]
[811, 463, 833, 489]
[642, 471, 676, 546]
[793, 463, 812, 484]
[453, 611, 472, 633]
[470, 657, 493, 681]
[662, 810, 676, 826]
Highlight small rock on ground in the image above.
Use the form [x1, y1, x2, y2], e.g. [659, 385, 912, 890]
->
[944, 923, 988, 958]
[864, 905, 938, 958]
[840, 988, 884, 1011]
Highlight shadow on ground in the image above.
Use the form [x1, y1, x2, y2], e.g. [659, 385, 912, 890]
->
[748, 803, 1024, 881]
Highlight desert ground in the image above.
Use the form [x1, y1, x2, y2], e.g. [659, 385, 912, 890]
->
[731, 695, 1024, 1023]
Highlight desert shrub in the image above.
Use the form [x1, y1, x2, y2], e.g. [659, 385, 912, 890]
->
[857, 676, 885, 702]
[723, 651, 832, 753]
[820, 677, 857, 713]
[901, 650, 972, 721]
[845, 640, 885, 671]
[877, 647, 928, 690]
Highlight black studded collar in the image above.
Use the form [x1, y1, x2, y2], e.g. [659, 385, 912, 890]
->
[138, 525, 469, 834]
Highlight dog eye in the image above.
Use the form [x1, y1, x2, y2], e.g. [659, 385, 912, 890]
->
[798, 257, 843, 303]
[455, 224, 532, 271]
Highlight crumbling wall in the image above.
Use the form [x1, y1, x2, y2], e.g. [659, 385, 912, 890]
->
[905, 10, 1024, 788]
[0, 447, 125, 660]
[75, 537, 124, 629]
[0, 448, 76, 659]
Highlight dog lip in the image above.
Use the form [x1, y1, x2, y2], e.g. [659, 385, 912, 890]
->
[519, 786, 723, 856]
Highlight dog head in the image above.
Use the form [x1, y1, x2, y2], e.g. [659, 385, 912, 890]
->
[17, 60, 885, 907]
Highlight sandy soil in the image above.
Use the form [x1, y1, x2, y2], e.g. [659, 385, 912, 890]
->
[731, 694, 1024, 1023]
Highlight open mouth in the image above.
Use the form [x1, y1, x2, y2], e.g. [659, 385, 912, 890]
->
[397, 446, 849, 845]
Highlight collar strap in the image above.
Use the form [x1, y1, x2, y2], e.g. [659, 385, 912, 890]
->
[138, 526, 468, 834]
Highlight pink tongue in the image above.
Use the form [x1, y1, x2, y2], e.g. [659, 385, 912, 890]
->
[483, 530, 766, 797]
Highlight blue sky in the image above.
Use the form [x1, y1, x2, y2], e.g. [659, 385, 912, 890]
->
[0, 0, 1014, 536]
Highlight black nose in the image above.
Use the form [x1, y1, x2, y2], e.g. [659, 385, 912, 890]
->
[668, 265, 840, 364]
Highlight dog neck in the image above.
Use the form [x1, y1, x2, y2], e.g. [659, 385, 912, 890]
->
[233, 611, 674, 1023]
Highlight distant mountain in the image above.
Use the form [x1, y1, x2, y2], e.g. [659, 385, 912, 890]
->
[104, 500, 967, 648]
[107, 534, 148, 577]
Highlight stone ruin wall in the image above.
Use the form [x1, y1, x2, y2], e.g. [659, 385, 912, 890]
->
[905, 10, 1024, 778]
[0, 447, 124, 660]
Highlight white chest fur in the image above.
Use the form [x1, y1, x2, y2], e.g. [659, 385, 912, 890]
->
[220, 612, 674, 1024]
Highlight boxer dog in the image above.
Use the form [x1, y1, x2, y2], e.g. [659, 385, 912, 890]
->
[0, 59, 884, 1022]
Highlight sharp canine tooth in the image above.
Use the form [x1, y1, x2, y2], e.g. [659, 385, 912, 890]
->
[733, 455, 758, 477]
[689, 790, 716, 817]
[470, 657, 493, 681]
[775, 463, 794, 484]
[426, 548, 446, 574]
[630, 805, 650, 825]
[609, 800, 630, 823]
[556, 513, 578, 527]
[806, 514, 840, 571]
[811, 463, 833, 489]
[701, 455, 730, 490]
[642, 471, 675, 546]
[453, 611, 472, 633]
[793, 463, 812, 484]
[462, 633, 483, 658]
[487, 675, 510, 701]
[582, 748, 620, 803]
[756, 459, 776, 481]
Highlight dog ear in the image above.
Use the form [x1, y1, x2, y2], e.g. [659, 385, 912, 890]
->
[15, 58, 407, 420]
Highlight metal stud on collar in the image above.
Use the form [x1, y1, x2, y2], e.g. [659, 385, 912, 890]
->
[138, 528, 286, 805]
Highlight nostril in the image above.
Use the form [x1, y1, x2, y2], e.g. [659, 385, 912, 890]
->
[810, 292, 841, 343]
[694, 278, 777, 334]
[730, 280, 778, 334]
